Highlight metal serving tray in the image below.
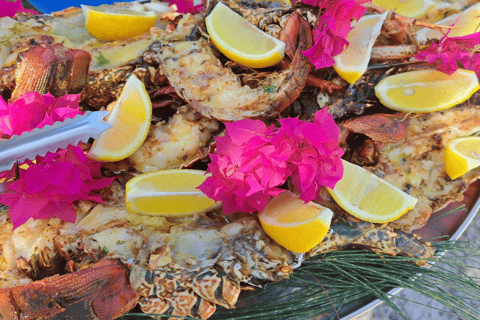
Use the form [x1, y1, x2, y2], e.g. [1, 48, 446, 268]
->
[13, 2, 480, 319]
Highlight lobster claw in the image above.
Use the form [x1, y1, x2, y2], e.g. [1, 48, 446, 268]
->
[342, 113, 410, 143]
[266, 11, 313, 115]
[10, 43, 91, 102]
[0, 259, 137, 320]
[278, 11, 313, 61]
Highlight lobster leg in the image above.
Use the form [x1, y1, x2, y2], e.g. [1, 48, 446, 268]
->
[0, 259, 137, 320]
[310, 216, 436, 265]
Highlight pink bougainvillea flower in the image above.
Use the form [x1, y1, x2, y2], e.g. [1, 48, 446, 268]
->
[272, 108, 344, 202]
[415, 31, 480, 76]
[198, 109, 344, 215]
[302, 0, 368, 69]
[169, 0, 202, 14]
[0, 92, 114, 229]
[0, 0, 38, 18]
[0, 147, 115, 229]
[0, 92, 83, 137]
[198, 119, 287, 214]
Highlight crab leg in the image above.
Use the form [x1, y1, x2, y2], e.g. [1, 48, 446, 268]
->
[370, 44, 434, 60]
[364, 3, 459, 34]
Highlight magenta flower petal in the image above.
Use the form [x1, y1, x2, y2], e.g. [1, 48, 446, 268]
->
[415, 31, 480, 75]
[0, 0, 38, 18]
[0, 188, 23, 207]
[0, 92, 83, 139]
[224, 119, 270, 144]
[314, 108, 340, 139]
[24, 165, 49, 194]
[302, 28, 338, 69]
[34, 200, 77, 223]
[300, 0, 320, 6]
[169, 0, 202, 14]
[7, 194, 50, 229]
[52, 94, 81, 109]
[7, 178, 28, 193]
[9, 95, 46, 136]
[302, 0, 367, 69]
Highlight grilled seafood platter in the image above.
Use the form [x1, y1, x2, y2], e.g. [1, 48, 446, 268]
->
[1, 0, 480, 319]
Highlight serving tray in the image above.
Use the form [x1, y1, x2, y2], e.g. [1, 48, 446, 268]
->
[11, 2, 480, 319]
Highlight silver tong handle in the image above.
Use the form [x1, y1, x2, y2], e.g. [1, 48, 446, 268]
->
[0, 111, 111, 173]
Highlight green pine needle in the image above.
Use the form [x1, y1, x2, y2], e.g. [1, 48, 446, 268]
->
[429, 205, 467, 221]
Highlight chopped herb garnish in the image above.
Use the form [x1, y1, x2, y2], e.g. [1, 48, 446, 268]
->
[117, 240, 123, 245]
[103, 246, 109, 254]
[264, 85, 277, 93]
[96, 53, 109, 66]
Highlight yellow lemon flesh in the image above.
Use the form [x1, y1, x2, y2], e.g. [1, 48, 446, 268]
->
[415, 3, 480, 42]
[82, 4, 157, 41]
[445, 137, 480, 180]
[327, 160, 418, 223]
[375, 69, 480, 113]
[126, 169, 220, 217]
[205, 2, 285, 68]
[88, 75, 152, 162]
[372, 0, 435, 18]
[333, 12, 388, 84]
[258, 191, 333, 253]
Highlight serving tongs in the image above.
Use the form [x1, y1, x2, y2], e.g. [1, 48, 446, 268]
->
[0, 110, 111, 177]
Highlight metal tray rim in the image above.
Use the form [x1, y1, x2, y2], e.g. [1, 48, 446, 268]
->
[342, 194, 480, 320]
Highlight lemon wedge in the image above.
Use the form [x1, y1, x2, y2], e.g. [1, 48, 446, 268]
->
[372, 0, 435, 18]
[88, 75, 152, 162]
[258, 191, 333, 253]
[125, 169, 220, 217]
[333, 12, 388, 84]
[375, 68, 480, 113]
[327, 160, 417, 223]
[205, 2, 285, 68]
[415, 2, 480, 43]
[445, 136, 480, 180]
[82, 4, 157, 41]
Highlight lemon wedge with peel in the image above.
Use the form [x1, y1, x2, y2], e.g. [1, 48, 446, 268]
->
[445, 137, 480, 180]
[327, 160, 417, 223]
[415, 2, 480, 43]
[258, 191, 333, 253]
[333, 12, 388, 84]
[82, 4, 157, 41]
[126, 169, 220, 217]
[88, 75, 152, 162]
[372, 0, 435, 18]
[375, 69, 480, 113]
[205, 2, 285, 68]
